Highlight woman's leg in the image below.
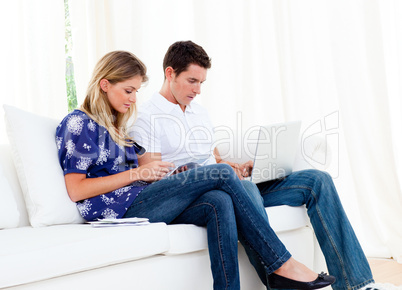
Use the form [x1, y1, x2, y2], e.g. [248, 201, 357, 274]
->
[171, 181, 273, 289]
[238, 180, 270, 286]
[172, 190, 240, 289]
[124, 164, 290, 273]
[125, 164, 333, 289]
[258, 169, 374, 290]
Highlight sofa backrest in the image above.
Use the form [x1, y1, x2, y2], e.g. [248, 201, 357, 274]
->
[0, 144, 30, 227]
[0, 104, 332, 230]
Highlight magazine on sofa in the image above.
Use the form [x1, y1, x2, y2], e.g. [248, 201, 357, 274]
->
[87, 217, 150, 227]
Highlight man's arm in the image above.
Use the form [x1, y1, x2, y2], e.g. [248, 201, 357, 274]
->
[214, 147, 253, 180]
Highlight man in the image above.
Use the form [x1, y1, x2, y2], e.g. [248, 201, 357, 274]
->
[130, 41, 378, 290]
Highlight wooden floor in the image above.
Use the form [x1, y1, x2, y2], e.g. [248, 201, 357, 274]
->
[368, 258, 402, 287]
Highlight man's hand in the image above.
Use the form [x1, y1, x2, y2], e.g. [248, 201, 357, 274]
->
[225, 160, 254, 180]
[238, 160, 253, 179]
[214, 148, 254, 180]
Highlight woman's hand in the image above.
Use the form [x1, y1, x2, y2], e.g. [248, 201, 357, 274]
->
[132, 161, 174, 182]
[65, 161, 174, 202]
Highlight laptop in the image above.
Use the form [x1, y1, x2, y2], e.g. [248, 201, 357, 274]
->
[247, 121, 301, 184]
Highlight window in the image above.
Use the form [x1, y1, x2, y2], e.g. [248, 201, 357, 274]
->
[64, 0, 77, 112]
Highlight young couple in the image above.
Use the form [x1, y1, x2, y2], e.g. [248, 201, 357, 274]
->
[56, 41, 378, 290]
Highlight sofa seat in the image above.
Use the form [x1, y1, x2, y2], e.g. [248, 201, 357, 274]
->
[165, 224, 208, 255]
[266, 205, 310, 232]
[0, 206, 312, 289]
[0, 223, 168, 288]
[164, 204, 310, 256]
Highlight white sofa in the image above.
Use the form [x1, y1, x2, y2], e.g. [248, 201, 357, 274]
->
[0, 105, 328, 289]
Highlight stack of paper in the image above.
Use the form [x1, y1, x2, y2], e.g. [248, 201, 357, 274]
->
[87, 217, 150, 227]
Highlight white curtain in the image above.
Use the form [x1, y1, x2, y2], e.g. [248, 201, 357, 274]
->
[0, 0, 67, 143]
[69, 0, 402, 262]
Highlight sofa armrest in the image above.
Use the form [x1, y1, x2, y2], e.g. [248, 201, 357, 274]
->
[0, 144, 29, 227]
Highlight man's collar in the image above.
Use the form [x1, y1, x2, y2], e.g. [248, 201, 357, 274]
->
[151, 92, 199, 114]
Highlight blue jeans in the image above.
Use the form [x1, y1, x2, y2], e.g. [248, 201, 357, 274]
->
[124, 164, 291, 290]
[257, 169, 374, 290]
[238, 180, 272, 286]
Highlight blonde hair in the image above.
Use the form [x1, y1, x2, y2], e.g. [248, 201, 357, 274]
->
[81, 51, 148, 147]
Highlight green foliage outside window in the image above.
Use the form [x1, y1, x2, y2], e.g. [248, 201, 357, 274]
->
[65, 0, 77, 112]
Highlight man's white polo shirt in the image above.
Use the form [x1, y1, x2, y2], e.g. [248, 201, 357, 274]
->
[129, 92, 216, 166]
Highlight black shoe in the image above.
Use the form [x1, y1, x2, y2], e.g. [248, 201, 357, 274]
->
[268, 272, 336, 289]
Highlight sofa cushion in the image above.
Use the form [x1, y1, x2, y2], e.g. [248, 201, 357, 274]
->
[266, 205, 310, 232]
[0, 163, 19, 229]
[165, 224, 208, 255]
[164, 205, 309, 256]
[0, 223, 169, 288]
[3, 105, 84, 227]
[0, 144, 30, 227]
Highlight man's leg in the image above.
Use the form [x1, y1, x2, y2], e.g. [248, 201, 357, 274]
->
[258, 169, 374, 290]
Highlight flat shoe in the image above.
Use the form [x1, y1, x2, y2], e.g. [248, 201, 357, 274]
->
[268, 271, 336, 289]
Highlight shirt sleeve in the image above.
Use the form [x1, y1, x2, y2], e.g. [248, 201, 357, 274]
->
[56, 114, 100, 175]
[129, 110, 162, 153]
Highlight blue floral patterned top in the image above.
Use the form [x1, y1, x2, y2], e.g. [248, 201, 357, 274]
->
[56, 110, 149, 221]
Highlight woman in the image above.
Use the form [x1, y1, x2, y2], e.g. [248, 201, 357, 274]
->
[56, 50, 335, 290]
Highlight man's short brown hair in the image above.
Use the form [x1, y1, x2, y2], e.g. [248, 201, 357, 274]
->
[163, 41, 211, 77]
